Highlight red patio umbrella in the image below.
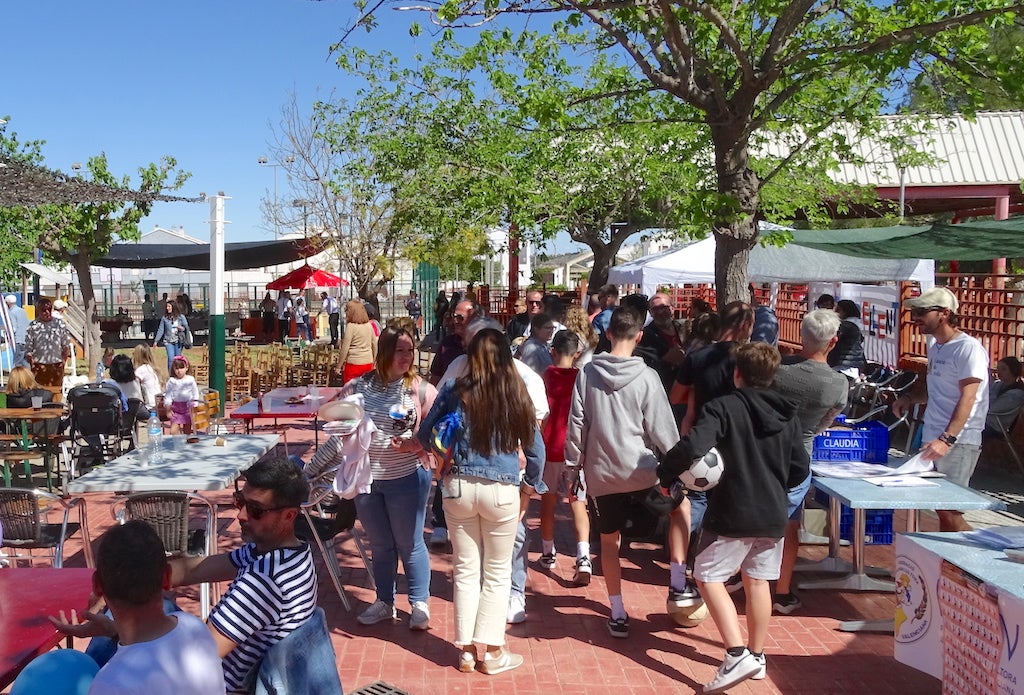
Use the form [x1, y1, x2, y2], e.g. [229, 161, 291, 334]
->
[265, 264, 347, 290]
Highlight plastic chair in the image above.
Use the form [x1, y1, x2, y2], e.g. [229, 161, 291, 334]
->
[111, 491, 217, 618]
[0, 487, 94, 568]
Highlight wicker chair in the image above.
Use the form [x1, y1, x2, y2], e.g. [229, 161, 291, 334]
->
[0, 487, 93, 568]
[110, 491, 217, 618]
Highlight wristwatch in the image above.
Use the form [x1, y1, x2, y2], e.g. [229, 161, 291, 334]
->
[938, 432, 958, 446]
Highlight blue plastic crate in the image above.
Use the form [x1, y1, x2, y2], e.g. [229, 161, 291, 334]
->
[812, 421, 889, 463]
[838, 507, 894, 545]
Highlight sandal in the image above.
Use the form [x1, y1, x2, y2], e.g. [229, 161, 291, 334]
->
[479, 650, 524, 675]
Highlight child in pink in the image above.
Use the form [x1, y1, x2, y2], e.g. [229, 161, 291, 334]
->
[163, 355, 201, 434]
[538, 330, 592, 586]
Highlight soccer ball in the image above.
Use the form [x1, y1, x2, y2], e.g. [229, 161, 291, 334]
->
[668, 599, 709, 628]
[679, 447, 724, 491]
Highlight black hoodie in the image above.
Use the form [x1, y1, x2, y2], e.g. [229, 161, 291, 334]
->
[660, 386, 809, 539]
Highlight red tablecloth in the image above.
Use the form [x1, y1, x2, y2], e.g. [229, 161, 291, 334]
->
[0, 567, 94, 688]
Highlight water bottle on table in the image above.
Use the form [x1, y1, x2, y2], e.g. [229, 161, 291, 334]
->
[146, 409, 163, 467]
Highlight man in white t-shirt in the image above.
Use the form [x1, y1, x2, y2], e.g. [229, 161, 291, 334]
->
[52, 520, 224, 695]
[893, 287, 989, 531]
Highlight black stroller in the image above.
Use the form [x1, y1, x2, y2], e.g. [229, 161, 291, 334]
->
[66, 383, 125, 473]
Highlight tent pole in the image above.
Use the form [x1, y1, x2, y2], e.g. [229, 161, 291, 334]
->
[208, 194, 228, 412]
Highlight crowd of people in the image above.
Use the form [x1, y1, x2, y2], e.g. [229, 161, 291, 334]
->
[6, 282, 1001, 694]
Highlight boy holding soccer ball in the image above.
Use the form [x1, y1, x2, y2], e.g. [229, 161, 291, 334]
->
[658, 342, 809, 694]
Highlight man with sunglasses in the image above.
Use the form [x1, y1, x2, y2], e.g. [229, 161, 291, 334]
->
[175, 456, 317, 691]
[428, 299, 479, 386]
[893, 287, 989, 532]
[51, 457, 318, 693]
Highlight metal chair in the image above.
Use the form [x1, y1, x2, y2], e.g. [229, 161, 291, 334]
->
[111, 491, 217, 618]
[986, 406, 1024, 477]
[0, 487, 93, 567]
[294, 462, 373, 613]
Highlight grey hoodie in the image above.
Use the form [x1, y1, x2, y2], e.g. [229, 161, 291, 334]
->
[565, 353, 679, 498]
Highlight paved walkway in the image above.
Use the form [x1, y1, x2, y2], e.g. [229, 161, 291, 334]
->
[10, 412, 1024, 695]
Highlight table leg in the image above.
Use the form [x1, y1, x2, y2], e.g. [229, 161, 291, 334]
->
[798, 505, 893, 592]
[794, 496, 888, 575]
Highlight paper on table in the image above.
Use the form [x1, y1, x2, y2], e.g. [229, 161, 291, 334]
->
[963, 526, 1024, 549]
[863, 476, 939, 487]
[811, 455, 941, 480]
[890, 452, 935, 475]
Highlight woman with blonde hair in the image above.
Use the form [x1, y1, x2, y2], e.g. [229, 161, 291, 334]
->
[132, 343, 163, 408]
[564, 305, 598, 367]
[418, 328, 545, 675]
[335, 326, 438, 630]
[337, 299, 378, 383]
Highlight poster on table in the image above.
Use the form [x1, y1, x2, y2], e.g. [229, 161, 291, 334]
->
[806, 282, 900, 367]
[895, 535, 1024, 694]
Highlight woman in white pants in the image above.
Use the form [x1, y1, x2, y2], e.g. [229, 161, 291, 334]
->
[419, 328, 545, 675]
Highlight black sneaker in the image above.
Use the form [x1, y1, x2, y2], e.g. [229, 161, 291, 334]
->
[607, 616, 630, 638]
[667, 581, 703, 608]
[773, 592, 802, 615]
[725, 574, 743, 594]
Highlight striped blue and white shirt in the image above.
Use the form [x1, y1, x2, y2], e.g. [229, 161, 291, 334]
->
[345, 375, 424, 481]
[208, 541, 317, 690]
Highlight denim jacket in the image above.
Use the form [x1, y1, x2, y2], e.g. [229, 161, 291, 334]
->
[418, 383, 547, 493]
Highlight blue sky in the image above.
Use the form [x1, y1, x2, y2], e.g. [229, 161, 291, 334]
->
[2, 1, 425, 243]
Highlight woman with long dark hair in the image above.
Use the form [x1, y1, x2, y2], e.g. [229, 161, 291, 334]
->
[341, 327, 437, 630]
[418, 328, 545, 675]
[152, 299, 191, 374]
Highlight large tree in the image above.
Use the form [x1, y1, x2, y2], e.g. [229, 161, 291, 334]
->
[335, 35, 716, 288]
[29, 154, 189, 367]
[345, 1, 1024, 305]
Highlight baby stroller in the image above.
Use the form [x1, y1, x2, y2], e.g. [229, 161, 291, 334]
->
[66, 383, 125, 472]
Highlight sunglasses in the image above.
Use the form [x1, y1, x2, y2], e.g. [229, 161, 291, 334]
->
[527, 300, 543, 306]
[453, 314, 468, 322]
[910, 306, 945, 317]
[232, 490, 291, 520]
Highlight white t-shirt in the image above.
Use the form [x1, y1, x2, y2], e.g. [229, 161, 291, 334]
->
[135, 363, 162, 408]
[440, 354, 549, 420]
[923, 331, 990, 446]
[88, 612, 225, 695]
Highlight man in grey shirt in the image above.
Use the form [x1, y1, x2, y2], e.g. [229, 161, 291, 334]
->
[770, 309, 849, 614]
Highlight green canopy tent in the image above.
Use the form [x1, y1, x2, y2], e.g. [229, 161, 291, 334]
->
[790, 218, 1024, 261]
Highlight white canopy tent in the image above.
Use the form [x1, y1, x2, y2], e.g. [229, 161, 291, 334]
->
[608, 236, 934, 298]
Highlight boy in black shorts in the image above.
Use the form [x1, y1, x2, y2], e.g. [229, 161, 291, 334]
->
[566, 308, 679, 638]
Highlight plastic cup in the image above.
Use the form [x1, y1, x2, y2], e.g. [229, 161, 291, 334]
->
[31, 396, 43, 410]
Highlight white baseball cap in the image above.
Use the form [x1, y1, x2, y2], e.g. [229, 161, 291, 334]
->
[3, 295, 16, 304]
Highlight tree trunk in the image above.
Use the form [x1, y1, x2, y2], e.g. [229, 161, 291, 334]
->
[577, 224, 631, 290]
[71, 251, 102, 374]
[710, 121, 760, 310]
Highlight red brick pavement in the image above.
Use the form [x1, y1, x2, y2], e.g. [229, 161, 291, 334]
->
[9, 415, 941, 695]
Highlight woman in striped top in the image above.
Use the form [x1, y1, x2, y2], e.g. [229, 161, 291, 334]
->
[342, 326, 438, 631]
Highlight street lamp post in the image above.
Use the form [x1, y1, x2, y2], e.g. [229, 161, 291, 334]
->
[257, 156, 295, 238]
[292, 199, 310, 236]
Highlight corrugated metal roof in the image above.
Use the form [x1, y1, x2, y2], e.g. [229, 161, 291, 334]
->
[833, 111, 1024, 187]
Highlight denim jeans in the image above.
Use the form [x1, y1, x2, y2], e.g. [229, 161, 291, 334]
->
[355, 465, 432, 605]
[510, 519, 527, 598]
[164, 341, 183, 373]
[442, 474, 519, 646]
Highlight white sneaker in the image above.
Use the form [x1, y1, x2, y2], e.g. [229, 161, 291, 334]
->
[507, 592, 526, 624]
[429, 526, 449, 547]
[751, 652, 766, 680]
[357, 600, 397, 625]
[703, 649, 761, 694]
[410, 601, 430, 631]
